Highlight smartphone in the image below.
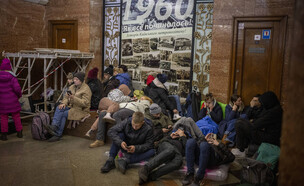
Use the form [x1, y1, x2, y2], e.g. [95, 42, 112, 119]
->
[126, 146, 131, 149]
[67, 90, 72, 95]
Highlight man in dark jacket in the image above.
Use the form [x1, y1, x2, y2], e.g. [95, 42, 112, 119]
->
[182, 133, 235, 186]
[86, 67, 102, 110]
[101, 65, 120, 98]
[138, 127, 190, 184]
[101, 112, 155, 174]
[232, 91, 282, 157]
[197, 93, 223, 123]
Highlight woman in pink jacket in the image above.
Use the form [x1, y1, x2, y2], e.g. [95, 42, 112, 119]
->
[0, 58, 23, 141]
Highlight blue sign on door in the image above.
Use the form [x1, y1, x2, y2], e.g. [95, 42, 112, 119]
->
[262, 30, 271, 39]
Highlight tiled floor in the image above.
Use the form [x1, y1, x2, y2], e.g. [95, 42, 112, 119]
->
[0, 125, 240, 186]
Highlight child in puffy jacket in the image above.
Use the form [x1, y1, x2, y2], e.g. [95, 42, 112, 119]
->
[0, 58, 23, 141]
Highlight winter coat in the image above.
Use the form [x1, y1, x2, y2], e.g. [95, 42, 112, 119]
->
[115, 72, 131, 88]
[246, 106, 264, 122]
[224, 102, 245, 122]
[108, 89, 131, 103]
[108, 117, 154, 153]
[0, 71, 22, 114]
[148, 78, 174, 113]
[101, 77, 120, 98]
[61, 82, 92, 120]
[119, 99, 151, 113]
[198, 102, 223, 124]
[87, 78, 102, 109]
[143, 85, 152, 97]
[159, 135, 188, 156]
[145, 108, 173, 141]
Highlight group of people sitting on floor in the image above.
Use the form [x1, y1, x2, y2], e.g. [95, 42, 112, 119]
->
[41, 64, 282, 185]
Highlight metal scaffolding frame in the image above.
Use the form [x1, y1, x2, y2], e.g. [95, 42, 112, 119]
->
[2, 48, 94, 119]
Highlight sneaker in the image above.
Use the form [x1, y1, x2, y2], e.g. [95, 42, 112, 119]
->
[44, 124, 58, 136]
[85, 129, 93, 138]
[231, 148, 246, 158]
[48, 135, 61, 142]
[89, 140, 104, 148]
[138, 165, 149, 184]
[173, 114, 182, 121]
[103, 115, 116, 124]
[116, 159, 128, 174]
[17, 130, 23, 138]
[190, 176, 201, 186]
[182, 172, 194, 185]
[101, 160, 116, 173]
[0, 133, 8, 141]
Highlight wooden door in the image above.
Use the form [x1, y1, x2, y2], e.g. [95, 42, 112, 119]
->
[230, 17, 287, 105]
[48, 20, 78, 49]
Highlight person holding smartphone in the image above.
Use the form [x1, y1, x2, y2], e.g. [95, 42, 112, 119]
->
[182, 133, 235, 186]
[138, 127, 190, 184]
[101, 112, 155, 174]
[44, 72, 92, 142]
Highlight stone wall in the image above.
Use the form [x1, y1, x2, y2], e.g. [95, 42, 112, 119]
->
[0, 0, 47, 53]
[210, 0, 295, 104]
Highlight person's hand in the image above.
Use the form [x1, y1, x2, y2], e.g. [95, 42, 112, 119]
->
[175, 129, 185, 137]
[168, 125, 172, 129]
[205, 133, 219, 146]
[173, 109, 178, 114]
[127, 145, 135, 153]
[162, 128, 169, 133]
[250, 99, 256, 108]
[121, 141, 128, 151]
[170, 132, 179, 139]
[209, 103, 214, 111]
[232, 103, 238, 111]
[68, 94, 74, 100]
[58, 104, 66, 109]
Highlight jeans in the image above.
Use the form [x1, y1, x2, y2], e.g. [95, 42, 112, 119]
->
[146, 142, 183, 181]
[52, 106, 69, 136]
[185, 139, 219, 179]
[109, 133, 155, 164]
[0, 112, 22, 133]
[96, 109, 134, 141]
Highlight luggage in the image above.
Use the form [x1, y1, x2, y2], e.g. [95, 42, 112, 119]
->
[31, 112, 51, 140]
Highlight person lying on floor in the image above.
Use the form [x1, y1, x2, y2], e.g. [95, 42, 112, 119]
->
[144, 103, 173, 144]
[232, 91, 282, 157]
[182, 133, 235, 186]
[101, 112, 155, 174]
[219, 94, 245, 145]
[89, 96, 152, 148]
[148, 73, 181, 120]
[173, 117, 204, 139]
[44, 72, 92, 142]
[138, 127, 191, 184]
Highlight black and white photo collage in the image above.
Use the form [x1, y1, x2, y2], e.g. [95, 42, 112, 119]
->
[121, 35, 192, 98]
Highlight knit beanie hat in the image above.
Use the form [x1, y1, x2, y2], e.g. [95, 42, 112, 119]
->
[88, 67, 98, 79]
[146, 75, 155, 86]
[0, 58, 12, 71]
[157, 73, 167, 84]
[149, 103, 162, 115]
[104, 65, 114, 76]
[67, 72, 74, 80]
[73, 72, 85, 82]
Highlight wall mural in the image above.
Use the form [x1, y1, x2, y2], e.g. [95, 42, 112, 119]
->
[120, 0, 195, 98]
[103, 0, 213, 99]
[104, 0, 121, 66]
[192, 3, 213, 97]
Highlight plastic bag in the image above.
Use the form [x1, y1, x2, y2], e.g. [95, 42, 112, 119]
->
[205, 164, 229, 181]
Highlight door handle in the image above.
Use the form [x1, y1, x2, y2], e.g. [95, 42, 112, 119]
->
[234, 81, 238, 94]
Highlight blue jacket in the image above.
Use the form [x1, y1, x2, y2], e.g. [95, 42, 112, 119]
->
[116, 73, 131, 87]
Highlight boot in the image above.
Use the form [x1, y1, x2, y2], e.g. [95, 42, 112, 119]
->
[89, 140, 104, 148]
[1, 133, 8, 141]
[17, 130, 23, 138]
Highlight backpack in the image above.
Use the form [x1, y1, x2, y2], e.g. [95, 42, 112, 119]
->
[238, 157, 274, 185]
[31, 112, 51, 140]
